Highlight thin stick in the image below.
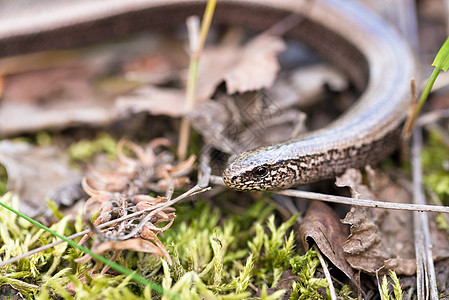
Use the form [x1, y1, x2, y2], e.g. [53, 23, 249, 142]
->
[411, 128, 439, 300]
[375, 269, 385, 300]
[313, 245, 337, 300]
[273, 189, 449, 213]
[177, 0, 217, 160]
[119, 185, 209, 240]
[209, 174, 449, 213]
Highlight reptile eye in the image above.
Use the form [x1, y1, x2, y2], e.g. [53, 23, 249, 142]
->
[253, 166, 268, 178]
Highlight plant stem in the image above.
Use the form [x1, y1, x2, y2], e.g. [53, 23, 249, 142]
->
[177, 0, 217, 160]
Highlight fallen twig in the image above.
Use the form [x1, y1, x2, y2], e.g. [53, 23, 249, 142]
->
[411, 127, 438, 300]
[210, 175, 449, 213]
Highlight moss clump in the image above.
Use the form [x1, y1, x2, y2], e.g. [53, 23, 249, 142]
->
[0, 165, 7, 196]
[67, 133, 118, 163]
[0, 195, 342, 299]
[422, 130, 449, 204]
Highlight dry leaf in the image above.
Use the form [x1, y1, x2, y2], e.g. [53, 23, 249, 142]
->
[79, 139, 197, 265]
[336, 167, 416, 275]
[196, 34, 286, 100]
[288, 64, 347, 107]
[3, 67, 94, 104]
[123, 53, 180, 85]
[222, 35, 286, 94]
[0, 141, 81, 217]
[299, 201, 360, 287]
[96, 238, 162, 255]
[0, 102, 114, 137]
[115, 86, 187, 118]
[95, 238, 171, 264]
[116, 34, 285, 119]
[0, 65, 116, 136]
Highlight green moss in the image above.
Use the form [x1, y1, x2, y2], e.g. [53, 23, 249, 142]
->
[381, 270, 403, 300]
[436, 213, 449, 233]
[289, 250, 328, 300]
[67, 133, 118, 163]
[421, 130, 449, 204]
[0, 165, 7, 196]
[1, 194, 356, 299]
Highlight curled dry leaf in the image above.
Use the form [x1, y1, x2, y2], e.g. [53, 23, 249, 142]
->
[94, 238, 169, 263]
[80, 138, 196, 266]
[336, 167, 417, 275]
[133, 194, 166, 205]
[156, 177, 190, 191]
[299, 201, 360, 288]
[157, 154, 196, 178]
[155, 154, 195, 190]
[197, 34, 286, 100]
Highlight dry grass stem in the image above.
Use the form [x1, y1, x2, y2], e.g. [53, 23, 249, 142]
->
[209, 175, 449, 213]
[313, 245, 337, 300]
[411, 128, 439, 300]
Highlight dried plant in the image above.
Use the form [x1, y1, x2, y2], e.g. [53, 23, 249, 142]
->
[78, 138, 197, 268]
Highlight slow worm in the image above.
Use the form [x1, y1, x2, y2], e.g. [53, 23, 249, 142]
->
[0, 0, 415, 191]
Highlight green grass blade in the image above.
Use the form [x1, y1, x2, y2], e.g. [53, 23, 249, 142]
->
[432, 37, 449, 71]
[403, 36, 449, 138]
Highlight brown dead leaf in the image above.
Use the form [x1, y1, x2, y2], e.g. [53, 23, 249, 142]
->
[0, 66, 117, 136]
[122, 53, 180, 85]
[289, 64, 348, 107]
[336, 167, 417, 275]
[196, 34, 286, 100]
[222, 35, 286, 94]
[299, 201, 360, 287]
[275, 270, 303, 299]
[115, 86, 187, 118]
[157, 154, 196, 178]
[95, 238, 169, 262]
[0, 102, 114, 137]
[3, 67, 94, 104]
[0, 141, 81, 217]
[115, 34, 285, 119]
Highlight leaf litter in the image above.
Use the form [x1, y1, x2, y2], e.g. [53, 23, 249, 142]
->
[75, 138, 198, 268]
[0, 140, 82, 219]
[1, 3, 445, 298]
[336, 167, 449, 276]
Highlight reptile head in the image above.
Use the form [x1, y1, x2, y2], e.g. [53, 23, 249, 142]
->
[222, 144, 300, 191]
